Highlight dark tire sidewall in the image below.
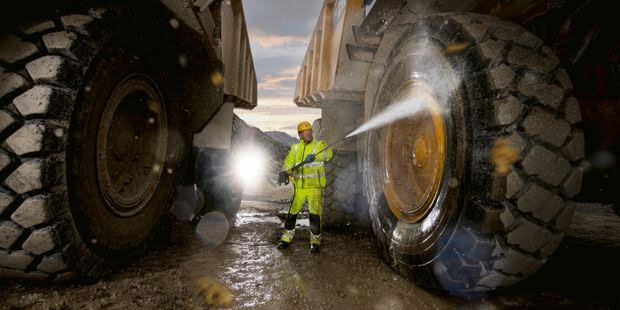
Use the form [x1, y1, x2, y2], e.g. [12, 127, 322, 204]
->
[68, 44, 186, 255]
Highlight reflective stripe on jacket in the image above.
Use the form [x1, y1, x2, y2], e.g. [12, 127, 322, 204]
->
[282, 139, 333, 188]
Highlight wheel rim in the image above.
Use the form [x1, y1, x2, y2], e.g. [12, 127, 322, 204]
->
[96, 74, 168, 217]
[383, 80, 446, 223]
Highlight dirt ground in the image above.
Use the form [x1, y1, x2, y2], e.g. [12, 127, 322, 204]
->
[1, 190, 619, 309]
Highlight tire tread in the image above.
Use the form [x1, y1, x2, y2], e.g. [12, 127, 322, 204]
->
[365, 12, 583, 292]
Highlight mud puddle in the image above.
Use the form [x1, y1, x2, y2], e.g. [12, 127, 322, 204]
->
[1, 200, 619, 309]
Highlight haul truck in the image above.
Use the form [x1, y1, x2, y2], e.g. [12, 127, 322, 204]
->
[0, 0, 256, 280]
[297, 0, 618, 292]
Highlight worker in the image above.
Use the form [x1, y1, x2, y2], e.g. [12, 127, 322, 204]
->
[277, 121, 333, 253]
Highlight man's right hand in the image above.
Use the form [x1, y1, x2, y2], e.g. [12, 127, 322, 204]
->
[278, 171, 289, 186]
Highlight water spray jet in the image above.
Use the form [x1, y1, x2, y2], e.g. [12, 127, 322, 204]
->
[345, 80, 452, 138]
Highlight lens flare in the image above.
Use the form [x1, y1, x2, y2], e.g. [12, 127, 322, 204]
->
[195, 211, 230, 247]
[232, 144, 267, 190]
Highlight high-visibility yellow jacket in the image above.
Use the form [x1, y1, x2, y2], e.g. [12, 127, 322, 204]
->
[282, 139, 333, 188]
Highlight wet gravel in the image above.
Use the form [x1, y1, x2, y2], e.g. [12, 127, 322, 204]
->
[1, 199, 619, 309]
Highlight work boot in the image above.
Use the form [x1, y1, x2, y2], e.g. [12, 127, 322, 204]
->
[277, 241, 290, 249]
[310, 244, 320, 254]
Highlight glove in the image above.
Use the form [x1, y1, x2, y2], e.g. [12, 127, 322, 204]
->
[278, 171, 289, 186]
[303, 154, 315, 164]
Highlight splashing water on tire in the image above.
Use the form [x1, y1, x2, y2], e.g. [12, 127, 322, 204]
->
[345, 38, 463, 138]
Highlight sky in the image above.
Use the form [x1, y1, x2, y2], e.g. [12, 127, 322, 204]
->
[234, 0, 324, 137]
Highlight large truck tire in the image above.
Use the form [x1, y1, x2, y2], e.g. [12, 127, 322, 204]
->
[323, 150, 369, 229]
[363, 12, 583, 292]
[0, 10, 189, 280]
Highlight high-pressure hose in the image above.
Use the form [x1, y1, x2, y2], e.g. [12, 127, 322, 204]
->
[277, 137, 349, 186]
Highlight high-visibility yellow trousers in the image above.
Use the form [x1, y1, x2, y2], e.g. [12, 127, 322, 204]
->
[280, 187, 322, 245]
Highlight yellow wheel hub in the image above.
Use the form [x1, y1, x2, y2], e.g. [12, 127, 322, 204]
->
[384, 81, 446, 223]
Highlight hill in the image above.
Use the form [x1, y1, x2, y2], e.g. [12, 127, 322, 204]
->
[265, 131, 298, 147]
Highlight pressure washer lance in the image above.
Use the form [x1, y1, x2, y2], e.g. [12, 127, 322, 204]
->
[277, 137, 349, 186]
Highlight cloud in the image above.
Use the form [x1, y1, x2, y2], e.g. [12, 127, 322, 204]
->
[258, 73, 296, 91]
[243, 0, 322, 37]
[250, 44, 308, 61]
[255, 63, 301, 98]
[280, 66, 300, 75]
[250, 32, 309, 49]
[238, 0, 323, 136]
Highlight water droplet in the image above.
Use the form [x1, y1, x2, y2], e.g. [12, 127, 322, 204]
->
[444, 42, 470, 54]
[148, 118, 155, 124]
[490, 139, 519, 176]
[211, 72, 224, 87]
[580, 159, 592, 172]
[346, 284, 359, 295]
[90, 238, 97, 244]
[178, 55, 188, 68]
[448, 178, 459, 188]
[134, 136, 139, 140]
[146, 100, 160, 113]
[590, 151, 615, 169]
[195, 276, 234, 307]
[84, 86, 92, 92]
[169, 18, 180, 29]
[53, 128, 63, 138]
[167, 168, 173, 174]
[195, 212, 229, 247]
[153, 164, 161, 173]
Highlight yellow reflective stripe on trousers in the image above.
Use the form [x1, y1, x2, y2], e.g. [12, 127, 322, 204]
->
[281, 229, 295, 242]
[310, 233, 321, 245]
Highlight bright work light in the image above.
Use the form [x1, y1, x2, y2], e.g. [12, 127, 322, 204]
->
[232, 144, 268, 190]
